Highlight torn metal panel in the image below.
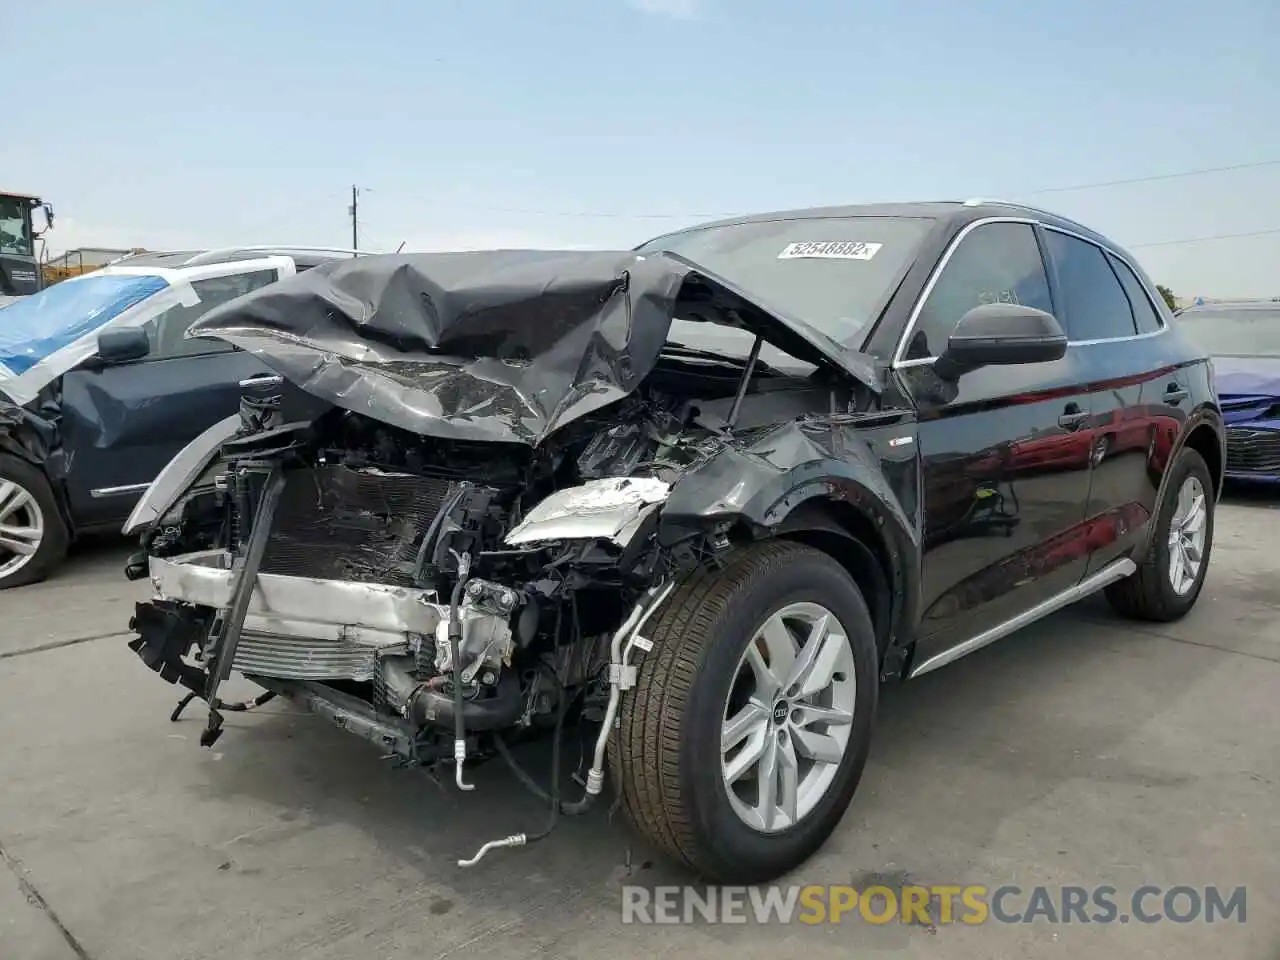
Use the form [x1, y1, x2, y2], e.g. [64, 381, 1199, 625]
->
[187, 250, 883, 447]
[662, 417, 910, 529]
[659, 412, 923, 648]
[0, 398, 51, 465]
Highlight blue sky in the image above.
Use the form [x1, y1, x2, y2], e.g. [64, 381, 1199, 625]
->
[6, 0, 1279, 297]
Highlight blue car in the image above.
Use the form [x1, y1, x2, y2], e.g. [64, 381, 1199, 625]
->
[0, 246, 357, 588]
[1175, 299, 1280, 482]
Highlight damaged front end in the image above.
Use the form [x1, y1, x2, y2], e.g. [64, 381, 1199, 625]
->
[123, 247, 902, 868]
[131, 395, 693, 730]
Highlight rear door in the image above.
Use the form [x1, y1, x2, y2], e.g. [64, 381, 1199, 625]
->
[896, 219, 1096, 669]
[59, 262, 284, 528]
[1039, 229, 1175, 574]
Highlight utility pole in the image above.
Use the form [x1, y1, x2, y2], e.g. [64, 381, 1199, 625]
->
[348, 185, 359, 256]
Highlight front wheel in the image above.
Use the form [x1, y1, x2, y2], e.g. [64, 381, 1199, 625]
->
[612, 541, 879, 883]
[0, 454, 69, 590]
[1105, 446, 1215, 621]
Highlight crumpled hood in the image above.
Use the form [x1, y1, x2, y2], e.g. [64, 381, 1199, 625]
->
[188, 249, 881, 446]
[1211, 355, 1280, 425]
[1213, 355, 1280, 398]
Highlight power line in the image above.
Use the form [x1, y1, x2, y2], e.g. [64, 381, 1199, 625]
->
[1005, 158, 1280, 197]
[1129, 226, 1280, 249]
[432, 158, 1280, 222]
[349, 185, 360, 256]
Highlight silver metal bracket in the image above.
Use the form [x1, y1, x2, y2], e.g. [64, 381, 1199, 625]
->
[609, 663, 638, 690]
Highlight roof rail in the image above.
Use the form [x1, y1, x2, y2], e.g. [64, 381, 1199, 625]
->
[965, 199, 1103, 235]
[180, 245, 370, 267]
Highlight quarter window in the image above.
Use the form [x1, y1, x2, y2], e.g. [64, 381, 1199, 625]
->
[1107, 253, 1163, 334]
[1044, 231, 1137, 341]
[904, 222, 1053, 360]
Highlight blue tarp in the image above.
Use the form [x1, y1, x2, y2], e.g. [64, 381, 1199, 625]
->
[0, 273, 168, 375]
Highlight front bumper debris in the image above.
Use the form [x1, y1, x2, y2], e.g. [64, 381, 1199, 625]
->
[148, 550, 445, 678]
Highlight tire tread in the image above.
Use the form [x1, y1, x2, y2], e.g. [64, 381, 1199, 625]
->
[613, 540, 859, 877]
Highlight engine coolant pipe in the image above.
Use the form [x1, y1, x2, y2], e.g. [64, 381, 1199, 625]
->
[458, 580, 675, 868]
[451, 551, 475, 792]
[571, 580, 676, 808]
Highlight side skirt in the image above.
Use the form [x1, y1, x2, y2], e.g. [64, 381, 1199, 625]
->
[907, 557, 1137, 679]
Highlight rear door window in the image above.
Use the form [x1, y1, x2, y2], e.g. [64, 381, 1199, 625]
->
[1044, 231, 1137, 341]
[1107, 253, 1163, 335]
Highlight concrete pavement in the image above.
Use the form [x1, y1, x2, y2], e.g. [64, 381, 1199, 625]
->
[1, 497, 1277, 959]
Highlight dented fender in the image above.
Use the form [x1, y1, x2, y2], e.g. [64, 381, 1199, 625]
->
[659, 412, 923, 661]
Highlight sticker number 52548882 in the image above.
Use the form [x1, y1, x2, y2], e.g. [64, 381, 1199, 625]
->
[776, 240, 883, 261]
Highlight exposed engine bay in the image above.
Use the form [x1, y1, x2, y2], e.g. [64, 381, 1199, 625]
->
[127, 349, 872, 860]
[122, 247, 912, 870]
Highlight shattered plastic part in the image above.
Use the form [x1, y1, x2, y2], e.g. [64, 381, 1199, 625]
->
[504, 477, 671, 547]
[122, 414, 239, 534]
[187, 249, 882, 447]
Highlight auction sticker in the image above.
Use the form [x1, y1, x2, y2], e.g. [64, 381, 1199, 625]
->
[777, 241, 882, 260]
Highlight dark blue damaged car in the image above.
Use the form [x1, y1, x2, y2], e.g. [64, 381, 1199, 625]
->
[1175, 300, 1280, 482]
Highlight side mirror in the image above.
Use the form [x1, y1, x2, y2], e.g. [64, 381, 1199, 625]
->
[933, 303, 1066, 381]
[96, 328, 151, 364]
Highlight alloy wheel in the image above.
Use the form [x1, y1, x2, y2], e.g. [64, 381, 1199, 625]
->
[0, 478, 45, 579]
[720, 601, 856, 833]
[1167, 475, 1207, 596]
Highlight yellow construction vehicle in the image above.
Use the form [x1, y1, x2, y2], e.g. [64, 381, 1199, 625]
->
[0, 191, 54, 296]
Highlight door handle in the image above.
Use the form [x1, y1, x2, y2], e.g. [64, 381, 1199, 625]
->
[1058, 403, 1088, 430]
[1164, 382, 1189, 404]
[239, 373, 284, 388]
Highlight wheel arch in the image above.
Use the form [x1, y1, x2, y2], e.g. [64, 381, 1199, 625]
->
[1182, 419, 1224, 501]
[0, 419, 77, 538]
[766, 495, 917, 679]
[1134, 404, 1224, 561]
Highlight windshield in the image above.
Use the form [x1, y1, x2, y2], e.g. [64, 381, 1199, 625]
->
[0, 273, 167, 374]
[638, 215, 933, 362]
[0, 196, 34, 258]
[1176, 306, 1280, 357]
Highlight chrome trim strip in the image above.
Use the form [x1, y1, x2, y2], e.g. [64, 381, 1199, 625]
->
[907, 557, 1137, 679]
[90, 483, 152, 499]
[890, 216, 1170, 369]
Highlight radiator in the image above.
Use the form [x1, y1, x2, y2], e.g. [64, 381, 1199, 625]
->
[259, 464, 455, 586]
[232, 631, 386, 682]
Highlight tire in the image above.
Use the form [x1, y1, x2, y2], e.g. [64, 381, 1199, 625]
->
[1105, 447, 1214, 622]
[612, 540, 879, 883]
[0, 454, 69, 590]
